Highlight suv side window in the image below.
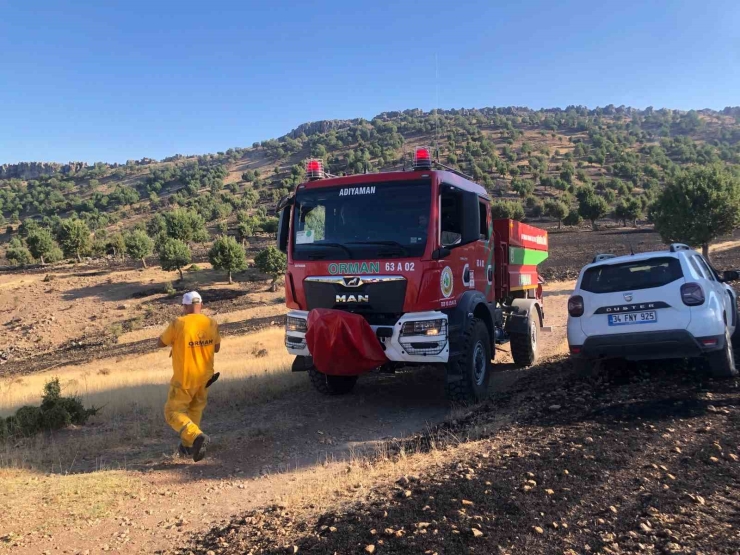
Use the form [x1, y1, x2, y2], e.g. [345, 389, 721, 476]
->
[689, 256, 707, 279]
[696, 256, 716, 281]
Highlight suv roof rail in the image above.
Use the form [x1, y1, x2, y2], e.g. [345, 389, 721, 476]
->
[669, 243, 691, 252]
[593, 253, 617, 263]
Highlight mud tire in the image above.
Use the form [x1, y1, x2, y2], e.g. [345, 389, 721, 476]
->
[510, 312, 538, 368]
[444, 318, 492, 404]
[308, 365, 358, 395]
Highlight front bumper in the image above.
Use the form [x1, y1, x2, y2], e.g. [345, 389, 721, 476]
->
[285, 310, 450, 364]
[571, 330, 725, 361]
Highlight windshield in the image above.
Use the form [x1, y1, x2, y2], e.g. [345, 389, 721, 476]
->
[292, 179, 432, 261]
[581, 257, 684, 293]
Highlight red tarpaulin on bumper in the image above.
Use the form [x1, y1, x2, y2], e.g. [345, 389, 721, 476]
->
[305, 309, 387, 375]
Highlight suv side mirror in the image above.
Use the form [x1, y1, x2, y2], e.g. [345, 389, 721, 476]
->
[721, 270, 739, 282]
[277, 206, 290, 253]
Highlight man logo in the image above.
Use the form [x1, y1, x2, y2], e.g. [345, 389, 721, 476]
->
[336, 294, 369, 303]
[624, 293, 633, 302]
[343, 276, 363, 287]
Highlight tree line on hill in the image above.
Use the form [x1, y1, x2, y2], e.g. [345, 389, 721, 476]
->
[4, 208, 287, 287]
[1, 104, 739, 267]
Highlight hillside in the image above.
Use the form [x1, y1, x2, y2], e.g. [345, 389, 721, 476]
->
[2, 105, 740, 263]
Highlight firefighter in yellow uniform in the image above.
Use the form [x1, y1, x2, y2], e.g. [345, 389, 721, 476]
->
[158, 291, 221, 462]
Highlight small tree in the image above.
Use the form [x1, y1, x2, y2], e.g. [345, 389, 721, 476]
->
[107, 232, 127, 259]
[490, 200, 525, 221]
[5, 238, 33, 266]
[652, 165, 740, 258]
[544, 199, 569, 229]
[578, 194, 609, 231]
[159, 238, 191, 279]
[236, 220, 256, 245]
[163, 208, 209, 243]
[56, 219, 92, 262]
[614, 197, 643, 227]
[26, 228, 57, 264]
[125, 229, 155, 268]
[254, 246, 287, 291]
[208, 235, 247, 284]
[563, 209, 583, 227]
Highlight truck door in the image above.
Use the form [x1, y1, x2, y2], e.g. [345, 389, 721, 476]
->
[439, 184, 484, 306]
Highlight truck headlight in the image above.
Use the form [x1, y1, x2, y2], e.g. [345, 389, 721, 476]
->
[401, 319, 447, 337]
[286, 316, 307, 333]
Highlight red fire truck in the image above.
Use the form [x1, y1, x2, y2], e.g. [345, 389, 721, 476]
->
[276, 148, 549, 402]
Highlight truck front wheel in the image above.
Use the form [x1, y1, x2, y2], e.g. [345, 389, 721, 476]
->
[510, 312, 538, 368]
[444, 318, 492, 403]
[308, 365, 358, 395]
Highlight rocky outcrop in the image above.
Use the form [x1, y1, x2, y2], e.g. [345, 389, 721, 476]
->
[0, 161, 86, 180]
[285, 119, 360, 139]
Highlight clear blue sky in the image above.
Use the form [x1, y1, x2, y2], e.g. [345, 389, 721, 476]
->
[1, 0, 738, 164]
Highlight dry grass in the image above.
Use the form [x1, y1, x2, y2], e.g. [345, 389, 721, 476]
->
[0, 469, 140, 536]
[0, 328, 299, 470]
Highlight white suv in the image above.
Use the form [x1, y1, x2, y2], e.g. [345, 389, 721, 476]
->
[567, 244, 739, 378]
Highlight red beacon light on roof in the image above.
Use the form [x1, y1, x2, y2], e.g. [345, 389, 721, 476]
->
[413, 147, 432, 170]
[306, 159, 324, 180]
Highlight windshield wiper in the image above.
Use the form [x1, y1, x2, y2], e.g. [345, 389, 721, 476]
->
[346, 240, 409, 257]
[300, 242, 354, 259]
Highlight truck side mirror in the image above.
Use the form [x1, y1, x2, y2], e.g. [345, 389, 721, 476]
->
[277, 207, 290, 253]
[432, 247, 451, 260]
[721, 269, 739, 282]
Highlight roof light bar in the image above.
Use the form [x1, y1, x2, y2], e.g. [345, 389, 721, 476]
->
[413, 147, 432, 170]
[306, 159, 324, 180]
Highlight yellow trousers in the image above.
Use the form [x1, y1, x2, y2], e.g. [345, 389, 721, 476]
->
[164, 384, 208, 447]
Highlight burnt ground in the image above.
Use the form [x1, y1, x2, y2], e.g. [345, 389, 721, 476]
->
[172, 358, 740, 555]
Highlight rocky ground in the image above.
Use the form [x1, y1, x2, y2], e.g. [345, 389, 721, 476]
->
[172, 359, 740, 555]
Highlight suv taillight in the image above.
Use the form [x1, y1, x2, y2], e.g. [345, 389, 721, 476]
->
[568, 295, 584, 317]
[681, 282, 705, 306]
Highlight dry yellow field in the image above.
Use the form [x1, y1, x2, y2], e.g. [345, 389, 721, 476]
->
[0, 328, 298, 470]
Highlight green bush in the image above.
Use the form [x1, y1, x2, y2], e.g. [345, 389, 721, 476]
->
[0, 378, 99, 441]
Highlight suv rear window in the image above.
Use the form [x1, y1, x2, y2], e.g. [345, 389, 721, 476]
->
[581, 257, 684, 293]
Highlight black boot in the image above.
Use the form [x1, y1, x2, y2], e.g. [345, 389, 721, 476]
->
[191, 434, 210, 462]
[178, 443, 193, 457]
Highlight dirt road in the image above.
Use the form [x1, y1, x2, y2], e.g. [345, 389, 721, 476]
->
[2, 283, 573, 554]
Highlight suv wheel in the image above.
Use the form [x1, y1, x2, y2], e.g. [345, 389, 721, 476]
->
[308, 365, 358, 395]
[444, 318, 492, 403]
[705, 329, 739, 379]
[511, 312, 539, 368]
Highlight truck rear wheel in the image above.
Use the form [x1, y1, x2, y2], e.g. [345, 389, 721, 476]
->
[510, 312, 538, 368]
[444, 318, 492, 404]
[308, 365, 358, 395]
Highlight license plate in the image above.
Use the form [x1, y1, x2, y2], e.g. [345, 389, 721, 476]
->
[608, 311, 657, 326]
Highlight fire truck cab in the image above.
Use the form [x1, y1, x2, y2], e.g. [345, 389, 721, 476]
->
[276, 149, 548, 402]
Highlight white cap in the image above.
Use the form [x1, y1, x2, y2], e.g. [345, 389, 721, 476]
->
[182, 291, 202, 305]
